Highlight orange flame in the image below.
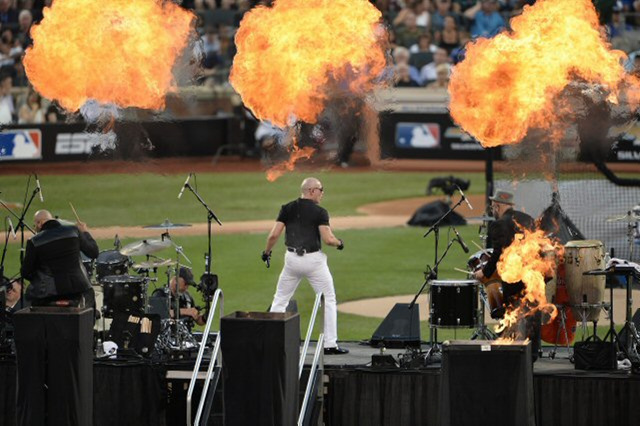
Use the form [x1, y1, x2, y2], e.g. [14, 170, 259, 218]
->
[449, 0, 640, 148]
[24, 0, 195, 111]
[266, 137, 315, 182]
[230, 0, 388, 128]
[495, 228, 562, 335]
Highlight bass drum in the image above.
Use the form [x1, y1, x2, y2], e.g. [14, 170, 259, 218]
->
[96, 250, 131, 281]
[565, 240, 605, 322]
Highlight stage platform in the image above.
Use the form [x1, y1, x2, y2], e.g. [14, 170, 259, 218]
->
[2, 341, 640, 425]
[307, 341, 640, 426]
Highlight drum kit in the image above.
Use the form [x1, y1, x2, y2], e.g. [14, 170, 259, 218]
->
[418, 208, 640, 364]
[90, 219, 202, 358]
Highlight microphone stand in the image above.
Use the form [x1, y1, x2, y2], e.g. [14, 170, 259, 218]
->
[413, 195, 467, 364]
[10, 182, 41, 310]
[182, 182, 222, 314]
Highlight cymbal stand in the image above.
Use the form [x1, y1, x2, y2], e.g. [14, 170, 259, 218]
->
[471, 286, 497, 340]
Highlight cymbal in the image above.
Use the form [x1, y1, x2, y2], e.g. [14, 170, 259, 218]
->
[143, 219, 192, 230]
[133, 259, 176, 269]
[468, 215, 495, 222]
[120, 239, 171, 256]
[606, 214, 640, 223]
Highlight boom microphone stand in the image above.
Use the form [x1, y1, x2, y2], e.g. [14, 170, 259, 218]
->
[179, 176, 222, 314]
[1, 178, 41, 310]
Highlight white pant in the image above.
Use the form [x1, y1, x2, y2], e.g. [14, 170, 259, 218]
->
[269, 251, 338, 348]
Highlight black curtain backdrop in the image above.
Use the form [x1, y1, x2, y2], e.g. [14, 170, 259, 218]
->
[325, 368, 640, 426]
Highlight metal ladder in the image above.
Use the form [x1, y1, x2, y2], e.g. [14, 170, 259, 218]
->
[298, 293, 324, 426]
[186, 289, 224, 426]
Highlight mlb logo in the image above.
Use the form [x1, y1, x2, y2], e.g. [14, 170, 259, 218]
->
[0, 129, 42, 161]
[396, 123, 441, 149]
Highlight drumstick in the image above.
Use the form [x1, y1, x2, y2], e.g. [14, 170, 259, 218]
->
[69, 202, 81, 223]
[472, 240, 486, 251]
[454, 267, 472, 275]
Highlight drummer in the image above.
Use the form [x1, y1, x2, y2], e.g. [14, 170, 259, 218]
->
[152, 267, 205, 328]
[474, 190, 535, 317]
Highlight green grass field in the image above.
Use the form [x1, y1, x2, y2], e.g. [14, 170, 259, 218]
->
[0, 171, 483, 226]
[2, 224, 483, 341]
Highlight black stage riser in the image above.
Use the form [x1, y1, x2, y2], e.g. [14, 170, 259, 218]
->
[324, 369, 640, 426]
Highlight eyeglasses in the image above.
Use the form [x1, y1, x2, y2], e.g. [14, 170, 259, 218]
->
[312, 187, 324, 192]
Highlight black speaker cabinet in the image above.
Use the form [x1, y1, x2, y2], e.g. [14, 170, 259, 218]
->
[221, 311, 300, 426]
[370, 303, 420, 348]
[14, 307, 94, 426]
[439, 340, 535, 426]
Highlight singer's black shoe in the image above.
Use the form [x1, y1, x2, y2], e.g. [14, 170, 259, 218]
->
[324, 346, 349, 355]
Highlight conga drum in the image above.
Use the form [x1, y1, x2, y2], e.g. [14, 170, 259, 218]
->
[564, 240, 605, 322]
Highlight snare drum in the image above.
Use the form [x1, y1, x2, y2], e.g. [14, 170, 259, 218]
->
[81, 252, 94, 279]
[101, 275, 147, 318]
[565, 240, 605, 322]
[96, 250, 131, 280]
[430, 280, 478, 327]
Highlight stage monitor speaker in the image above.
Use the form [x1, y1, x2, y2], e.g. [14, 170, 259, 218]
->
[439, 340, 535, 426]
[221, 311, 300, 426]
[370, 303, 420, 348]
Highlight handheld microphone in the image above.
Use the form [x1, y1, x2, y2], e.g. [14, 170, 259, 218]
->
[177, 173, 191, 199]
[35, 174, 44, 202]
[452, 227, 470, 253]
[457, 185, 472, 210]
[8, 218, 16, 239]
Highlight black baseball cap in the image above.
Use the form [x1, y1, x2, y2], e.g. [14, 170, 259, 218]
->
[178, 267, 195, 285]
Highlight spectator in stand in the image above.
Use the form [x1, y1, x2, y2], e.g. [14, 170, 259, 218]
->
[431, 0, 460, 32]
[450, 29, 471, 64]
[199, 26, 222, 84]
[18, 88, 45, 124]
[393, 1, 432, 30]
[452, 0, 477, 12]
[593, 0, 616, 25]
[425, 63, 450, 91]
[194, 0, 216, 9]
[409, 33, 436, 71]
[0, 28, 23, 68]
[0, 72, 14, 124]
[392, 46, 422, 85]
[17, 9, 32, 48]
[409, 32, 438, 54]
[12, 57, 28, 87]
[0, 0, 17, 25]
[435, 15, 461, 53]
[396, 13, 425, 48]
[394, 63, 421, 87]
[419, 47, 449, 85]
[387, 27, 399, 51]
[465, 0, 505, 38]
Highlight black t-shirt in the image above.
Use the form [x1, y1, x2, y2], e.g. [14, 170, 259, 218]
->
[276, 198, 330, 252]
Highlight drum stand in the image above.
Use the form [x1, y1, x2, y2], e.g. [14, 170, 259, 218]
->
[548, 304, 572, 359]
[470, 286, 498, 340]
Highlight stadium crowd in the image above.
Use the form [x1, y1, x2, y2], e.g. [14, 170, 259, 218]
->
[0, 0, 638, 125]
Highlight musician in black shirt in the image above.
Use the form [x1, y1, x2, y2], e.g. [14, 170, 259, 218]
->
[262, 177, 348, 355]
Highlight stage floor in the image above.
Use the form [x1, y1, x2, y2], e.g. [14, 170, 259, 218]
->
[303, 340, 634, 377]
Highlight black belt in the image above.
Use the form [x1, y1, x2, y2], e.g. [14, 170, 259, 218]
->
[287, 247, 319, 255]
